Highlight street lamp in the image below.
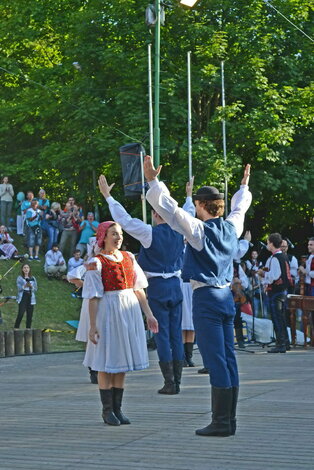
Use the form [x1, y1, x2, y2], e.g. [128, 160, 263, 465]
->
[152, 0, 199, 168]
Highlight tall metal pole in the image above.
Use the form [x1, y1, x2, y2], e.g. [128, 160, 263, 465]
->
[140, 150, 147, 223]
[221, 60, 228, 214]
[153, 0, 161, 168]
[187, 51, 192, 180]
[148, 44, 154, 159]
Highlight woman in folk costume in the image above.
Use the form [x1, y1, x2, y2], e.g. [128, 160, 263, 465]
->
[68, 237, 98, 384]
[83, 221, 158, 426]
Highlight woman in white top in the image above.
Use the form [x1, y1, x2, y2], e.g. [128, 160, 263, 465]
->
[83, 221, 158, 426]
[14, 264, 37, 328]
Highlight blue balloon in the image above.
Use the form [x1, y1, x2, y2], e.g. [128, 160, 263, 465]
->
[17, 192, 25, 201]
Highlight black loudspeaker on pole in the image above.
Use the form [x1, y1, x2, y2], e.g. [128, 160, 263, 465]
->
[119, 143, 146, 198]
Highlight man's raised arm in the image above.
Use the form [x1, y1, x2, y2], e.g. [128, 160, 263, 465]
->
[144, 156, 204, 251]
[98, 174, 152, 248]
[226, 164, 252, 238]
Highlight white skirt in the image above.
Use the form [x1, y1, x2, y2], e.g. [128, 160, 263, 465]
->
[181, 282, 194, 331]
[83, 289, 149, 373]
[75, 298, 90, 342]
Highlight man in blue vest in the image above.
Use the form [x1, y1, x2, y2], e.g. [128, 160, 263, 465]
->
[144, 156, 252, 437]
[98, 174, 195, 395]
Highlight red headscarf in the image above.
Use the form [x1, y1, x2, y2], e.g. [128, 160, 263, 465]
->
[96, 221, 116, 248]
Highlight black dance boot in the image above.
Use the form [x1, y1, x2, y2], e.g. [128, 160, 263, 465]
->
[195, 387, 233, 437]
[235, 328, 245, 349]
[88, 367, 98, 384]
[173, 360, 184, 394]
[112, 387, 131, 425]
[184, 343, 195, 367]
[99, 389, 120, 426]
[267, 343, 286, 353]
[198, 367, 209, 374]
[230, 386, 239, 436]
[158, 361, 176, 395]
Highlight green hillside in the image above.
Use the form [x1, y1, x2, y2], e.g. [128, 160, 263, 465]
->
[0, 234, 84, 352]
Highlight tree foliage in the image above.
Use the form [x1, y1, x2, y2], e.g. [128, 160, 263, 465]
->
[0, 0, 313, 248]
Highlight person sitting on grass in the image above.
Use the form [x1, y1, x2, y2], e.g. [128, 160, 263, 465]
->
[0, 225, 19, 259]
[44, 243, 67, 279]
[67, 249, 84, 274]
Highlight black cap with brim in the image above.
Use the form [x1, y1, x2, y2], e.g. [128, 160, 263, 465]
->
[192, 186, 224, 202]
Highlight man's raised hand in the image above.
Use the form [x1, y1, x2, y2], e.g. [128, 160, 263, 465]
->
[98, 174, 115, 199]
[143, 155, 162, 182]
[241, 164, 251, 186]
[186, 176, 194, 198]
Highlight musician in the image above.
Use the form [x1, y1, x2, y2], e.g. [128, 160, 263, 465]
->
[257, 233, 292, 353]
[232, 259, 249, 348]
[280, 239, 298, 293]
[246, 249, 265, 318]
[299, 237, 314, 297]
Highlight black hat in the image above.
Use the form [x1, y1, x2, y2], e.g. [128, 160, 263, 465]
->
[192, 186, 224, 202]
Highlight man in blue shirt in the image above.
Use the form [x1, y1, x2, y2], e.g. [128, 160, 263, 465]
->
[77, 212, 99, 256]
[25, 199, 42, 261]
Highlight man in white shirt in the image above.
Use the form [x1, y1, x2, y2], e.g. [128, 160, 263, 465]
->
[257, 233, 292, 353]
[299, 237, 314, 297]
[44, 243, 67, 279]
[280, 239, 298, 292]
[144, 155, 251, 437]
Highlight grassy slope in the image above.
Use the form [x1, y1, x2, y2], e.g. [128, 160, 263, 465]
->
[0, 234, 84, 352]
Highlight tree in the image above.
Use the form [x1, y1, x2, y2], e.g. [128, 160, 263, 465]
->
[0, 0, 312, 249]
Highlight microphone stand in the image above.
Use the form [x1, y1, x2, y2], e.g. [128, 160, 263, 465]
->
[0, 258, 27, 281]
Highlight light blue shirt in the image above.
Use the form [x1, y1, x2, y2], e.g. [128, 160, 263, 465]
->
[78, 221, 99, 244]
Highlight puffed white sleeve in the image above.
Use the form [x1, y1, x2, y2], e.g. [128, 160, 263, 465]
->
[82, 258, 104, 299]
[127, 252, 148, 290]
[67, 264, 86, 281]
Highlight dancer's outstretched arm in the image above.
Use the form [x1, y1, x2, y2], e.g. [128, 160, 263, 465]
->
[98, 174, 152, 248]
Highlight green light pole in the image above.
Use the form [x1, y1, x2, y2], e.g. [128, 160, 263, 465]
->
[153, 1, 199, 168]
[153, 0, 161, 168]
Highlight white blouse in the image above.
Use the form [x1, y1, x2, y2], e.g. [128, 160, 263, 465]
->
[82, 252, 148, 299]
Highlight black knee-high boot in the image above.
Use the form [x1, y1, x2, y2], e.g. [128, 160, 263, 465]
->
[230, 386, 239, 435]
[173, 360, 184, 394]
[99, 389, 120, 426]
[112, 387, 131, 424]
[158, 361, 176, 395]
[184, 343, 195, 367]
[195, 387, 233, 437]
[88, 367, 98, 384]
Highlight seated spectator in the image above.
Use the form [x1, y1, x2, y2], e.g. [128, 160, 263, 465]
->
[44, 243, 67, 279]
[0, 225, 18, 259]
[59, 203, 81, 258]
[76, 212, 99, 256]
[67, 249, 84, 273]
[25, 199, 42, 261]
[45, 202, 62, 250]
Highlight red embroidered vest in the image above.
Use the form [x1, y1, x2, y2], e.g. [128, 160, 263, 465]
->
[97, 251, 135, 291]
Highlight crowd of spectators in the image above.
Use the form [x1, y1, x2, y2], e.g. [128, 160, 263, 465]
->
[0, 178, 97, 283]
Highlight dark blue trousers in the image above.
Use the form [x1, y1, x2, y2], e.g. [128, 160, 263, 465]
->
[147, 277, 184, 362]
[268, 290, 288, 345]
[193, 286, 239, 388]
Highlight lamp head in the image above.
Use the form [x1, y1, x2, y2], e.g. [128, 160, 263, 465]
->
[179, 0, 199, 7]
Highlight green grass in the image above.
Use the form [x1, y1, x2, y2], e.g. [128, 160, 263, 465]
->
[0, 234, 84, 352]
